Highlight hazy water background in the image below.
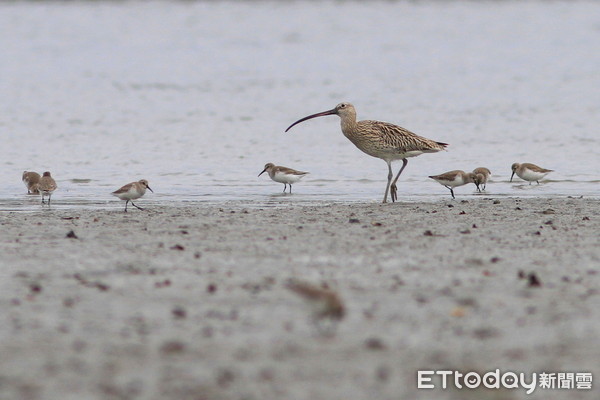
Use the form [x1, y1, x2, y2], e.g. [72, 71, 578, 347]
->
[1, 0, 599, 211]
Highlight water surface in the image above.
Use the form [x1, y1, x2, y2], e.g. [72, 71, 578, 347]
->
[1, 1, 599, 211]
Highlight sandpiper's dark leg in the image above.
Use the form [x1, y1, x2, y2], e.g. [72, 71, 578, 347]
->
[124, 200, 129, 212]
[130, 201, 144, 210]
[289, 184, 293, 194]
[48, 194, 52, 205]
[282, 184, 287, 193]
[390, 159, 408, 203]
[41, 193, 45, 204]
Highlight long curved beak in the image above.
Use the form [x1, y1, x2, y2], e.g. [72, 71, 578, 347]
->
[258, 169, 267, 177]
[147, 186, 154, 193]
[510, 171, 515, 182]
[285, 108, 337, 132]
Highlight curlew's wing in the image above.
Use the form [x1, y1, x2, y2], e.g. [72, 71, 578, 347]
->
[359, 120, 447, 153]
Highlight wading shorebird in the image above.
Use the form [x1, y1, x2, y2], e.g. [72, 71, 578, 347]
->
[429, 170, 480, 199]
[111, 179, 153, 212]
[510, 163, 553, 185]
[472, 167, 491, 191]
[258, 163, 308, 193]
[285, 103, 448, 203]
[22, 171, 41, 194]
[38, 171, 57, 204]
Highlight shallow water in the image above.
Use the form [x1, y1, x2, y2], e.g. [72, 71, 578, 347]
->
[1, 0, 599, 211]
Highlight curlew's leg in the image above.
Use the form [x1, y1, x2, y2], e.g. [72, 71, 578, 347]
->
[130, 201, 144, 211]
[383, 161, 393, 203]
[390, 159, 408, 203]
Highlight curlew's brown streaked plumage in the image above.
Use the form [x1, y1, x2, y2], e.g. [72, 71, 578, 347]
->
[511, 163, 553, 185]
[285, 103, 447, 203]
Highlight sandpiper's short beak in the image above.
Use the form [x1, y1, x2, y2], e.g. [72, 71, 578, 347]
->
[510, 171, 515, 182]
[285, 108, 338, 132]
[147, 186, 154, 193]
[258, 169, 267, 177]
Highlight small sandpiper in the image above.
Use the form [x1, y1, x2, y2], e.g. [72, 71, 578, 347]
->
[258, 163, 308, 193]
[22, 171, 41, 194]
[472, 167, 491, 191]
[111, 179, 153, 212]
[38, 171, 57, 204]
[429, 170, 480, 199]
[510, 163, 553, 184]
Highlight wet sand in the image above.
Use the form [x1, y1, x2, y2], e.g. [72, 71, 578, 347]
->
[0, 197, 598, 400]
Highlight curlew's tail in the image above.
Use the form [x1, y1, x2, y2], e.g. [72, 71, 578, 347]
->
[421, 141, 448, 153]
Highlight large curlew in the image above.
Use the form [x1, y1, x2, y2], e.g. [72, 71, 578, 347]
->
[285, 103, 447, 203]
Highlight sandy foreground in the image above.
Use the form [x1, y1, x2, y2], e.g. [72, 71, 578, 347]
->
[0, 197, 598, 400]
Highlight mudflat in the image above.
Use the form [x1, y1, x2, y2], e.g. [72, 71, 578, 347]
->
[0, 197, 598, 400]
